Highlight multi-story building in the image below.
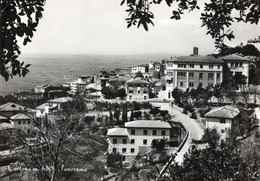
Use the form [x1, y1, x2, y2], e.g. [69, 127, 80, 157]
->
[204, 105, 240, 139]
[107, 120, 171, 161]
[131, 64, 149, 74]
[70, 75, 92, 94]
[0, 102, 28, 118]
[220, 54, 250, 86]
[126, 79, 150, 101]
[247, 36, 260, 51]
[164, 48, 223, 94]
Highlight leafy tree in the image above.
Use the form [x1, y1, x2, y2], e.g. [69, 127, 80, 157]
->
[121, 0, 260, 49]
[106, 152, 123, 173]
[132, 111, 142, 120]
[151, 138, 166, 151]
[241, 44, 260, 57]
[101, 87, 117, 99]
[7, 98, 105, 181]
[0, 0, 45, 80]
[201, 128, 220, 148]
[160, 110, 168, 118]
[116, 88, 127, 99]
[165, 146, 254, 181]
[135, 71, 144, 78]
[150, 107, 160, 117]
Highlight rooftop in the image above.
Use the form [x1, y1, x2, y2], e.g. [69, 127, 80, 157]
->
[220, 54, 250, 62]
[10, 113, 32, 120]
[0, 122, 14, 130]
[107, 128, 128, 136]
[36, 103, 49, 110]
[47, 97, 73, 103]
[0, 115, 8, 120]
[0, 102, 27, 112]
[205, 105, 240, 119]
[125, 120, 171, 129]
[166, 55, 222, 64]
[127, 79, 149, 84]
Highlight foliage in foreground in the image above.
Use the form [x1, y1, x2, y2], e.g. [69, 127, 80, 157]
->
[164, 146, 255, 181]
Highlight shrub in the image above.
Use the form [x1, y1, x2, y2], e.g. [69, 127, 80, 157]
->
[183, 109, 188, 114]
[190, 112, 197, 119]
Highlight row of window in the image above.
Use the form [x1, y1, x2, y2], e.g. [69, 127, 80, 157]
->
[176, 72, 221, 79]
[179, 82, 215, 88]
[230, 62, 243, 68]
[129, 90, 148, 94]
[129, 95, 147, 100]
[130, 129, 166, 136]
[112, 138, 148, 145]
[113, 147, 135, 154]
[176, 64, 221, 69]
[18, 120, 31, 125]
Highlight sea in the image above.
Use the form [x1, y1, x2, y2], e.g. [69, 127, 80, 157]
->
[0, 53, 173, 96]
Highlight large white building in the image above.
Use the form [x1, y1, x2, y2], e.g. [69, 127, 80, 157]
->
[131, 64, 149, 74]
[164, 48, 223, 97]
[107, 120, 171, 161]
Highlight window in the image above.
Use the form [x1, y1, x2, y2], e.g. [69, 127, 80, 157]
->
[18, 121, 21, 125]
[235, 63, 238, 67]
[143, 90, 147, 94]
[167, 72, 173, 77]
[152, 130, 157, 135]
[123, 139, 127, 144]
[189, 82, 194, 87]
[177, 72, 186, 77]
[208, 73, 213, 79]
[220, 118, 226, 124]
[144, 96, 147, 100]
[180, 82, 183, 87]
[218, 65, 221, 69]
[123, 156, 126, 161]
[28, 120, 31, 124]
[112, 148, 117, 152]
[138, 90, 140, 94]
[189, 64, 194, 68]
[131, 130, 135, 135]
[189, 73, 194, 77]
[131, 139, 135, 144]
[200, 64, 203, 69]
[208, 83, 213, 87]
[231, 63, 234, 67]
[240, 63, 243, 67]
[209, 65, 214, 69]
[162, 130, 166, 136]
[167, 62, 173, 67]
[178, 64, 186, 68]
[131, 148, 135, 153]
[113, 139, 117, 144]
[217, 73, 221, 80]
[143, 130, 148, 135]
[122, 148, 127, 153]
[143, 139, 147, 145]
[129, 90, 133, 94]
[129, 95, 132, 100]
[199, 73, 203, 79]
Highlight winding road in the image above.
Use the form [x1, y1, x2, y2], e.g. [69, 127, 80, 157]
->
[152, 101, 205, 164]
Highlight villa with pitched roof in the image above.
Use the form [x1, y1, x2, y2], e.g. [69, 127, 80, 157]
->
[126, 79, 150, 101]
[0, 102, 28, 118]
[204, 105, 240, 139]
[107, 120, 171, 161]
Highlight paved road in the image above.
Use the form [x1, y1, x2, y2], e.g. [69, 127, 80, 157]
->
[153, 102, 205, 164]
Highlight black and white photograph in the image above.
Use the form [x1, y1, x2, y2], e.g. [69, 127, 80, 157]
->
[0, 0, 260, 180]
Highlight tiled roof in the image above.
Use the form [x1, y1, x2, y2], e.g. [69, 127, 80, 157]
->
[0, 102, 27, 112]
[0, 115, 8, 120]
[109, 77, 130, 82]
[127, 79, 149, 84]
[36, 103, 48, 110]
[166, 55, 222, 64]
[205, 105, 240, 119]
[125, 120, 171, 129]
[220, 54, 250, 62]
[47, 97, 73, 103]
[10, 113, 31, 120]
[107, 128, 128, 136]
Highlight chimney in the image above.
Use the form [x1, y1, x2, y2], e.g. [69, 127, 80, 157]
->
[240, 42, 243, 47]
[193, 47, 198, 55]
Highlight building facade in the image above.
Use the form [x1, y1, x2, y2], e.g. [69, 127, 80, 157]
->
[220, 54, 250, 86]
[126, 79, 150, 101]
[164, 52, 223, 93]
[204, 105, 240, 139]
[107, 120, 171, 161]
[131, 64, 149, 74]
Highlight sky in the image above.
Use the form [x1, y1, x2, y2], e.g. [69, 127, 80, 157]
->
[20, 0, 260, 56]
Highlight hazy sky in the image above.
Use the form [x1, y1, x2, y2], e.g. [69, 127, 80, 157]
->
[20, 0, 260, 56]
